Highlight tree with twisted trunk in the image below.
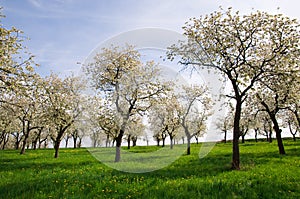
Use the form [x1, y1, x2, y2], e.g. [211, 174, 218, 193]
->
[85, 45, 168, 162]
[167, 8, 300, 169]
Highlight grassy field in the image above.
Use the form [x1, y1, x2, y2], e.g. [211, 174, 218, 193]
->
[0, 140, 299, 199]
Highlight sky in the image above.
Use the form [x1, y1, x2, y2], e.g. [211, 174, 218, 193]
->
[1, 0, 300, 77]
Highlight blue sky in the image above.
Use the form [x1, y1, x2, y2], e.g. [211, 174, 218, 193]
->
[1, 0, 300, 76]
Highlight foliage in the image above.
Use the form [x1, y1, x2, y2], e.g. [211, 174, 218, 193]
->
[0, 9, 36, 99]
[149, 93, 180, 148]
[167, 7, 300, 169]
[85, 45, 168, 162]
[176, 84, 212, 154]
[42, 73, 86, 158]
[215, 112, 233, 143]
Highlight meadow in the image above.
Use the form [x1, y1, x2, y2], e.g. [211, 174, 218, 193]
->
[0, 139, 299, 199]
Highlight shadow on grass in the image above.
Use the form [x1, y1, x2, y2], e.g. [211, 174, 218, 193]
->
[0, 148, 95, 172]
[1, 142, 299, 198]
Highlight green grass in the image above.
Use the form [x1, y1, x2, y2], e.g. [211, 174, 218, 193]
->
[0, 140, 299, 199]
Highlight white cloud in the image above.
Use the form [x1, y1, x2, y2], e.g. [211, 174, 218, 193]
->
[28, 0, 43, 8]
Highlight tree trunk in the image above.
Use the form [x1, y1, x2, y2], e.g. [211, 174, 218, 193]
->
[93, 138, 97, 148]
[92, 132, 97, 148]
[271, 115, 285, 154]
[268, 123, 273, 143]
[254, 128, 259, 142]
[20, 135, 28, 154]
[1, 132, 9, 150]
[195, 137, 199, 145]
[34, 129, 43, 149]
[65, 137, 69, 148]
[78, 138, 82, 148]
[224, 131, 227, 143]
[115, 139, 121, 162]
[275, 128, 285, 154]
[20, 121, 29, 155]
[187, 136, 191, 155]
[0, 135, 3, 148]
[288, 121, 297, 141]
[32, 132, 41, 150]
[293, 110, 300, 128]
[132, 136, 137, 147]
[16, 140, 21, 149]
[2, 140, 5, 150]
[39, 137, 47, 149]
[115, 128, 125, 162]
[170, 136, 173, 149]
[53, 124, 72, 158]
[1, 135, 5, 150]
[127, 134, 131, 149]
[105, 134, 110, 148]
[115, 146, 121, 162]
[73, 137, 77, 149]
[33, 141, 37, 150]
[241, 134, 245, 143]
[162, 137, 165, 147]
[232, 99, 241, 170]
[15, 133, 21, 150]
[54, 140, 61, 158]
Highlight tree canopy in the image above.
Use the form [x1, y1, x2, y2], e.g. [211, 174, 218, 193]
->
[167, 7, 300, 169]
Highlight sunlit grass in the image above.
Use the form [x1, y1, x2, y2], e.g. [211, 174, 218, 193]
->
[0, 140, 299, 198]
